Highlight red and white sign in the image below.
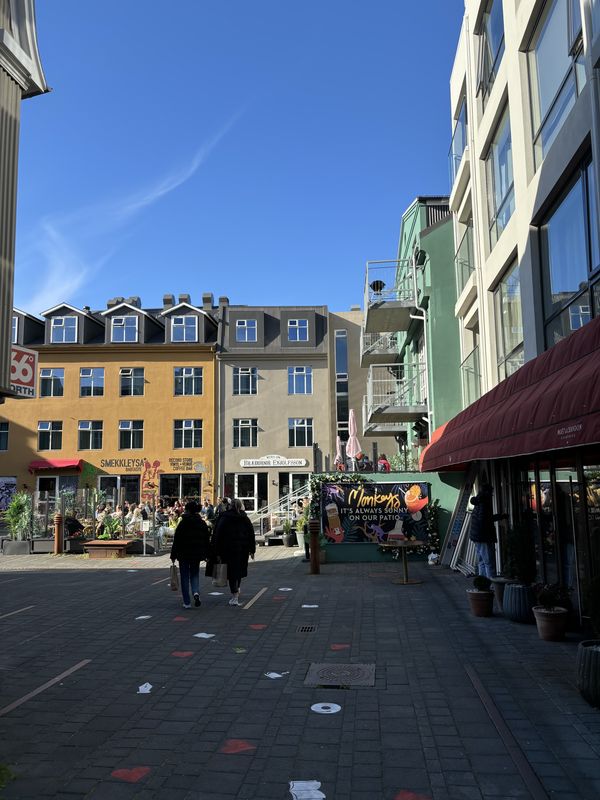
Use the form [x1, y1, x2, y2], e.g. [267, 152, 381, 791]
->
[10, 345, 37, 398]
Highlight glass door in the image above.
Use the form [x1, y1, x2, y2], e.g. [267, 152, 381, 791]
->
[120, 476, 140, 504]
[235, 474, 257, 512]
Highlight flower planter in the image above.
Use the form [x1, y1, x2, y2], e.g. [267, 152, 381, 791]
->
[503, 583, 535, 624]
[282, 532, 295, 548]
[467, 589, 494, 617]
[490, 577, 516, 612]
[2, 539, 31, 555]
[576, 640, 600, 708]
[31, 537, 55, 553]
[532, 606, 569, 641]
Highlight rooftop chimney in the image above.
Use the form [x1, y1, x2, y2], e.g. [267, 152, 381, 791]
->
[178, 293, 191, 305]
[127, 296, 141, 308]
[163, 293, 175, 310]
[202, 292, 214, 311]
[218, 296, 229, 307]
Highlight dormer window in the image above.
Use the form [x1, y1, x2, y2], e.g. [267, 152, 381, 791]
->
[50, 316, 77, 344]
[172, 315, 198, 342]
[236, 319, 257, 342]
[111, 316, 138, 343]
[12, 316, 18, 344]
[288, 319, 309, 342]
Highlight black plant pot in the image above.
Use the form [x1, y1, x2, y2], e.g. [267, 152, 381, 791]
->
[282, 533, 295, 548]
[503, 583, 535, 624]
[576, 640, 600, 708]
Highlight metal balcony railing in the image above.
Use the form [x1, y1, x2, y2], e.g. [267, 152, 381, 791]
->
[360, 331, 400, 360]
[364, 260, 415, 308]
[455, 226, 475, 297]
[366, 362, 427, 420]
[461, 346, 481, 408]
[448, 104, 468, 187]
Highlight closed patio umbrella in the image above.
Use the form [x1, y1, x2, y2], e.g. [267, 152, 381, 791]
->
[346, 409, 362, 469]
[334, 435, 343, 466]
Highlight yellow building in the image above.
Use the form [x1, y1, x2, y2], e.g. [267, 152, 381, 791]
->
[0, 296, 217, 505]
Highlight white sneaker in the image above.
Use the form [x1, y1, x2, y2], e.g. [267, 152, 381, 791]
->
[182, 603, 191, 609]
[229, 595, 239, 606]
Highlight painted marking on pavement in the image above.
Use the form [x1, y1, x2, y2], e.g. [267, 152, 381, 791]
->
[289, 781, 326, 799]
[330, 644, 351, 651]
[173, 616, 189, 622]
[0, 605, 35, 621]
[111, 767, 151, 783]
[220, 739, 257, 754]
[151, 577, 170, 586]
[394, 792, 431, 800]
[171, 651, 193, 658]
[0, 659, 91, 718]
[0, 577, 27, 585]
[249, 624, 267, 630]
[242, 587, 268, 610]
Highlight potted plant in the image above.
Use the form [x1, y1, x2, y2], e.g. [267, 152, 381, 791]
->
[467, 575, 494, 617]
[576, 577, 600, 708]
[2, 492, 32, 555]
[532, 583, 570, 641]
[503, 521, 537, 623]
[282, 518, 295, 547]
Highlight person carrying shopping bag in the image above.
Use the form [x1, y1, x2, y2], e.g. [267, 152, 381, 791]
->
[170, 500, 211, 608]
[211, 498, 256, 606]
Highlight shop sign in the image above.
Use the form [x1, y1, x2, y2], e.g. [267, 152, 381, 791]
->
[239, 454, 308, 469]
[168, 458, 204, 473]
[10, 345, 37, 397]
[321, 481, 430, 544]
[101, 458, 147, 472]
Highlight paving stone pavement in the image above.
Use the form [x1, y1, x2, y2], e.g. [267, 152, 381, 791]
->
[0, 548, 599, 799]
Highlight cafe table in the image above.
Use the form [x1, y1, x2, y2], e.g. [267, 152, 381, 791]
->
[379, 539, 425, 584]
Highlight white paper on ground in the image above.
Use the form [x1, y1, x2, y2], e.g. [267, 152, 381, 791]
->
[289, 780, 326, 799]
[127, 570, 138, 572]
[264, 671, 290, 679]
[137, 682, 152, 694]
[194, 632, 215, 639]
[135, 615, 152, 620]
[278, 587, 293, 591]
[302, 604, 319, 608]
[208, 592, 224, 596]
[310, 703, 341, 714]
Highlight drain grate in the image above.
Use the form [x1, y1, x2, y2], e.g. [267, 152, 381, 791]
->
[296, 625, 317, 633]
[304, 663, 376, 687]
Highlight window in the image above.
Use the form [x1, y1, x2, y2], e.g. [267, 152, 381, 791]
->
[174, 419, 203, 449]
[171, 315, 198, 342]
[236, 319, 257, 342]
[233, 418, 258, 447]
[288, 366, 313, 394]
[11, 316, 17, 344]
[78, 420, 103, 450]
[0, 422, 8, 450]
[50, 316, 77, 343]
[120, 367, 144, 396]
[119, 420, 144, 449]
[477, 0, 505, 104]
[111, 316, 138, 343]
[40, 368, 64, 397]
[335, 330, 349, 440]
[38, 421, 62, 450]
[334, 330, 348, 373]
[288, 319, 309, 342]
[289, 418, 313, 447]
[80, 367, 104, 397]
[233, 366, 257, 395]
[541, 162, 599, 346]
[486, 109, 515, 247]
[528, 0, 586, 167]
[174, 367, 203, 396]
[494, 261, 524, 380]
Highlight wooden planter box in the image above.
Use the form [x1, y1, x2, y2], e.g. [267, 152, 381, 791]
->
[31, 537, 55, 553]
[84, 539, 130, 559]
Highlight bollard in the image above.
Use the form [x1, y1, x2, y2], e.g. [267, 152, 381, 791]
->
[53, 511, 63, 555]
[308, 518, 320, 575]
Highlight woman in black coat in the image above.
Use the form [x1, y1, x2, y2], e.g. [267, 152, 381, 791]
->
[211, 498, 256, 606]
[170, 500, 211, 608]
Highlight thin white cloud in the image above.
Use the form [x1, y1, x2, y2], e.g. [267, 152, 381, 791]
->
[15, 110, 243, 314]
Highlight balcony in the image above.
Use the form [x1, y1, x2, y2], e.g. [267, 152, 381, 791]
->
[461, 346, 481, 408]
[360, 331, 401, 367]
[455, 226, 475, 298]
[365, 362, 428, 424]
[363, 260, 416, 334]
[362, 397, 409, 437]
[448, 106, 468, 188]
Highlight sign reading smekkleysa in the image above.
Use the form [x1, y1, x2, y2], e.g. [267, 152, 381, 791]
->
[240, 455, 308, 468]
[10, 345, 37, 397]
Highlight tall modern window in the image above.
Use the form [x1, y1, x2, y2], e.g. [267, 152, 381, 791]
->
[236, 319, 257, 342]
[119, 420, 144, 449]
[528, 0, 586, 167]
[449, 96, 468, 186]
[171, 315, 198, 342]
[0, 422, 8, 450]
[120, 367, 145, 396]
[486, 109, 515, 247]
[50, 316, 77, 343]
[288, 366, 313, 394]
[288, 319, 309, 342]
[335, 330, 349, 441]
[289, 418, 313, 447]
[174, 419, 203, 449]
[78, 420, 103, 450]
[111, 316, 138, 343]
[11, 316, 17, 344]
[477, 0, 505, 104]
[174, 367, 203, 396]
[494, 261, 524, 380]
[541, 162, 599, 346]
[233, 418, 258, 448]
[233, 366, 257, 395]
[38, 421, 62, 450]
[40, 368, 64, 398]
[80, 368, 104, 397]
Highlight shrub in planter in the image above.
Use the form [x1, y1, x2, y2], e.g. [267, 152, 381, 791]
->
[532, 583, 570, 641]
[503, 522, 537, 623]
[282, 519, 295, 547]
[467, 575, 494, 617]
[576, 577, 600, 707]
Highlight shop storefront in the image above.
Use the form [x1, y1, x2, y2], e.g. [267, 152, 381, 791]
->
[223, 455, 311, 511]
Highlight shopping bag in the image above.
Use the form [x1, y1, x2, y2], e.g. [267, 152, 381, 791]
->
[170, 563, 180, 592]
[212, 562, 228, 587]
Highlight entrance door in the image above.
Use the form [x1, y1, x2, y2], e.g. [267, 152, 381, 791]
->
[160, 474, 180, 504]
[98, 476, 119, 507]
[120, 476, 140, 504]
[235, 474, 257, 512]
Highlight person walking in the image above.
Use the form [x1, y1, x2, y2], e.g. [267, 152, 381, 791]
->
[170, 500, 211, 609]
[469, 483, 507, 579]
[211, 498, 256, 606]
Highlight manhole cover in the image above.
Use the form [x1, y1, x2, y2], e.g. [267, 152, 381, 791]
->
[296, 625, 317, 633]
[304, 663, 375, 687]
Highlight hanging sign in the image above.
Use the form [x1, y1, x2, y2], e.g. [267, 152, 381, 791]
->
[240, 454, 308, 468]
[10, 345, 37, 397]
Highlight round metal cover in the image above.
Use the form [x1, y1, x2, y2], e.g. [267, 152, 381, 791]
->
[304, 662, 376, 687]
[311, 702, 341, 714]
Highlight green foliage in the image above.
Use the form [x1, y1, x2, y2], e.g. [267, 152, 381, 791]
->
[282, 519, 292, 535]
[473, 575, 492, 592]
[2, 492, 31, 540]
[101, 515, 121, 536]
[505, 521, 537, 584]
[389, 452, 420, 472]
[308, 473, 371, 519]
[535, 583, 571, 611]
[0, 764, 15, 790]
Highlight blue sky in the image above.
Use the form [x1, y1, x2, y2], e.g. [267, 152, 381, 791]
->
[15, 0, 463, 315]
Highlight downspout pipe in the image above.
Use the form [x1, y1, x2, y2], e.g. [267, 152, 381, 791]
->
[409, 249, 431, 443]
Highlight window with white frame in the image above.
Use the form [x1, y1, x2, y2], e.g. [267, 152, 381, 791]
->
[233, 418, 258, 447]
[174, 367, 203, 396]
[171, 315, 198, 342]
[11, 316, 17, 344]
[38, 421, 62, 450]
[50, 316, 77, 343]
[335, 330, 349, 441]
[120, 367, 144, 396]
[288, 366, 313, 394]
[111, 316, 138, 343]
[174, 419, 203, 448]
[80, 367, 104, 397]
[288, 319, 309, 341]
[233, 366, 257, 395]
[40, 368, 64, 398]
[235, 319, 257, 342]
[494, 261, 524, 380]
[477, 0, 505, 105]
[485, 109, 515, 247]
[288, 418, 313, 447]
[0, 422, 8, 450]
[119, 420, 144, 449]
[78, 420, 103, 450]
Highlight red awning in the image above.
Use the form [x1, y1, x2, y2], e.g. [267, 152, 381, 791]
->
[421, 316, 600, 472]
[28, 459, 83, 473]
